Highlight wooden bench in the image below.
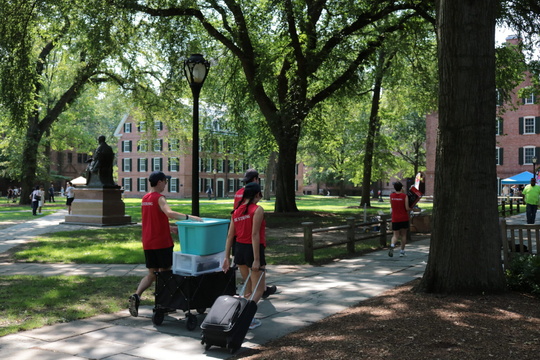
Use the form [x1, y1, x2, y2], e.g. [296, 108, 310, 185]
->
[499, 219, 539, 269]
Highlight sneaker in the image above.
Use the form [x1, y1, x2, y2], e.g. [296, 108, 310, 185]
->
[399, 250, 406, 257]
[128, 294, 140, 317]
[249, 318, 262, 330]
[388, 246, 394, 257]
[262, 285, 277, 299]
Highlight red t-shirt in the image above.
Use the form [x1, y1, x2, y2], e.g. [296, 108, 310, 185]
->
[232, 203, 266, 247]
[390, 192, 409, 223]
[141, 192, 174, 250]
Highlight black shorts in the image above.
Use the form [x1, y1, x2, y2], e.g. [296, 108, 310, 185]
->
[66, 197, 74, 206]
[144, 246, 174, 269]
[234, 242, 266, 268]
[392, 221, 409, 231]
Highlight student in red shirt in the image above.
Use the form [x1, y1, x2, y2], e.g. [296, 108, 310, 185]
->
[128, 171, 202, 317]
[223, 182, 266, 329]
[388, 181, 410, 258]
[233, 169, 276, 298]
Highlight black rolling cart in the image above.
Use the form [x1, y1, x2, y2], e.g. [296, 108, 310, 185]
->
[152, 269, 236, 330]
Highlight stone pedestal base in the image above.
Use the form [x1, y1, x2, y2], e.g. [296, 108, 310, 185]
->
[64, 187, 133, 226]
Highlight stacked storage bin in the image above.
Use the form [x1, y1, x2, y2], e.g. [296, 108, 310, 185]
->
[173, 218, 230, 276]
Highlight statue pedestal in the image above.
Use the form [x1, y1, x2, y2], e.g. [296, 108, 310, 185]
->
[64, 187, 133, 226]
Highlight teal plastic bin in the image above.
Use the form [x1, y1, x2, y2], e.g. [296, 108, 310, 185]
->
[176, 218, 230, 255]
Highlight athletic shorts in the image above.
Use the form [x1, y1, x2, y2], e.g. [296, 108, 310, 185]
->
[392, 221, 409, 231]
[234, 242, 266, 268]
[66, 197, 74, 206]
[144, 246, 173, 269]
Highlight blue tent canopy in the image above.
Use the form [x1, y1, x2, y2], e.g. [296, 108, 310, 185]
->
[501, 171, 534, 185]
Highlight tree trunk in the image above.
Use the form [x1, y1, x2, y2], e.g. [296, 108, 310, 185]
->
[20, 117, 42, 205]
[274, 139, 299, 213]
[418, 0, 506, 293]
[360, 51, 385, 207]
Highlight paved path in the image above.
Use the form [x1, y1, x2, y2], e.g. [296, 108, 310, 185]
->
[0, 210, 523, 359]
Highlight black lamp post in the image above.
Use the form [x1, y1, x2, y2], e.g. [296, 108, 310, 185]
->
[533, 156, 537, 182]
[184, 54, 210, 216]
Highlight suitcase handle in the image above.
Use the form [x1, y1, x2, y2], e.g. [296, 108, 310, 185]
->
[239, 269, 265, 301]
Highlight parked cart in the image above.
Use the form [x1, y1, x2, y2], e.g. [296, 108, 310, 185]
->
[153, 269, 236, 330]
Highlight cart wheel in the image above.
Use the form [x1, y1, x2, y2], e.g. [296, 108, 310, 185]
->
[186, 314, 197, 331]
[152, 311, 164, 325]
[196, 308, 206, 314]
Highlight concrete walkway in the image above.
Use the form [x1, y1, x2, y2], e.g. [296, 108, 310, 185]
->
[1, 209, 513, 360]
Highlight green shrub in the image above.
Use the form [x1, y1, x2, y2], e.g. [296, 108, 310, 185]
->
[505, 254, 540, 295]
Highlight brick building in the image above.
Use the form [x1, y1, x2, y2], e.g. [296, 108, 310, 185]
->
[425, 36, 540, 196]
[113, 114, 304, 198]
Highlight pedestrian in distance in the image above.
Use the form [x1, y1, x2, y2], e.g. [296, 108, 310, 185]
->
[38, 186, 45, 214]
[49, 182, 55, 202]
[30, 185, 41, 216]
[388, 181, 410, 258]
[233, 169, 277, 299]
[65, 181, 75, 214]
[522, 177, 540, 224]
[128, 171, 203, 317]
[223, 182, 266, 330]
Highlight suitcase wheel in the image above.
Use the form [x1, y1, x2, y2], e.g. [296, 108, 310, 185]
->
[152, 311, 164, 325]
[186, 313, 197, 331]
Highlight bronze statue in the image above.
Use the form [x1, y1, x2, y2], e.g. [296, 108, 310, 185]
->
[86, 135, 116, 187]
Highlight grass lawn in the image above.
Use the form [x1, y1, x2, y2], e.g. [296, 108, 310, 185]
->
[0, 195, 432, 337]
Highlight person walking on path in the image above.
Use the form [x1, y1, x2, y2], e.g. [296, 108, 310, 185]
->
[48, 182, 55, 202]
[128, 171, 203, 317]
[30, 186, 41, 216]
[233, 169, 277, 298]
[223, 182, 267, 330]
[65, 181, 75, 214]
[522, 177, 540, 224]
[388, 181, 411, 257]
[38, 186, 45, 214]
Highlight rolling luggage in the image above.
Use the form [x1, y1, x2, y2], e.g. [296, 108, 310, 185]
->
[200, 269, 264, 354]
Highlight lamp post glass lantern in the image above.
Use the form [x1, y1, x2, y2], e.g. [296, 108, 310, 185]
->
[184, 54, 210, 217]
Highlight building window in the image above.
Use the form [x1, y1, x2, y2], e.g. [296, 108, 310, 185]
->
[524, 93, 535, 105]
[123, 140, 132, 152]
[123, 178, 131, 191]
[123, 158, 132, 172]
[154, 121, 163, 131]
[169, 139, 179, 151]
[77, 153, 88, 163]
[138, 178, 147, 192]
[170, 178, 178, 193]
[67, 153, 73, 164]
[138, 121, 146, 132]
[138, 158, 147, 172]
[153, 139, 163, 152]
[124, 123, 132, 133]
[496, 117, 503, 136]
[138, 140, 147, 152]
[169, 157, 179, 172]
[496, 147, 503, 165]
[524, 147, 536, 164]
[260, 178, 265, 191]
[153, 157, 162, 171]
[524, 117, 535, 134]
[496, 89, 503, 106]
[228, 179, 235, 193]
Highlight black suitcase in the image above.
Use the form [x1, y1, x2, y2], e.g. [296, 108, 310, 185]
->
[200, 269, 263, 354]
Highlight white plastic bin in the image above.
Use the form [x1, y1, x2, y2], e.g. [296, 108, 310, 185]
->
[172, 251, 225, 276]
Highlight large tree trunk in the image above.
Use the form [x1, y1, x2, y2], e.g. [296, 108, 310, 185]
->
[20, 117, 42, 205]
[418, 0, 506, 293]
[263, 151, 277, 200]
[274, 139, 299, 213]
